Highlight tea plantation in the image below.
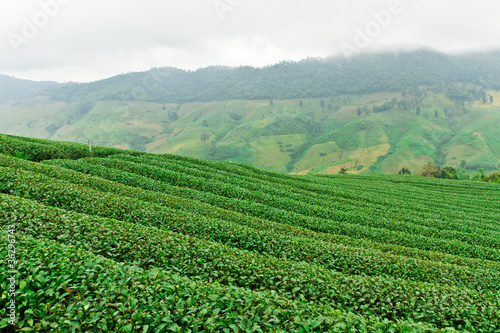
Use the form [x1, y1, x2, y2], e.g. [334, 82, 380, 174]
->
[1, 134, 500, 332]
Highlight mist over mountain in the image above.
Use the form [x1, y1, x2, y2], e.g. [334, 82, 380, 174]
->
[1, 50, 500, 175]
[44, 50, 500, 104]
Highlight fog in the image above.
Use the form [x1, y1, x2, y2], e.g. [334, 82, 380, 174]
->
[1, 0, 499, 82]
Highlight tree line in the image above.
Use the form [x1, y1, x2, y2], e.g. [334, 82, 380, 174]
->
[395, 162, 500, 183]
[47, 50, 500, 104]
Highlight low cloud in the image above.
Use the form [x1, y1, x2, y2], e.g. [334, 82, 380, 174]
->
[1, 0, 500, 82]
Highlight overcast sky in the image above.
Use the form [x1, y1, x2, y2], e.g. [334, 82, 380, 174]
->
[1, 0, 500, 83]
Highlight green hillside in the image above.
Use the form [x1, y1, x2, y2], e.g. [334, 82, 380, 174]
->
[2, 87, 500, 175]
[2, 50, 500, 175]
[1, 134, 500, 331]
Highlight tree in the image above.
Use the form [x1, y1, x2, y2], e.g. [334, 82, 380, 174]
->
[421, 163, 458, 179]
[202, 120, 209, 127]
[434, 110, 439, 118]
[398, 167, 411, 175]
[299, 100, 303, 107]
[168, 111, 179, 121]
[320, 99, 325, 108]
[440, 166, 458, 179]
[162, 105, 166, 111]
[416, 105, 421, 115]
[373, 99, 397, 113]
[421, 162, 441, 178]
[482, 94, 488, 104]
[459, 169, 469, 180]
[328, 103, 332, 111]
[201, 134, 209, 143]
[483, 171, 500, 183]
[356, 107, 362, 117]
[338, 167, 348, 175]
[269, 100, 274, 105]
[490, 95, 494, 104]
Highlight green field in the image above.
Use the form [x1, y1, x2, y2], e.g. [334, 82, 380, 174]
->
[1, 134, 500, 332]
[2, 87, 500, 176]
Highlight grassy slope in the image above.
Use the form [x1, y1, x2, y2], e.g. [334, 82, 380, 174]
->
[1, 135, 500, 332]
[1, 89, 499, 174]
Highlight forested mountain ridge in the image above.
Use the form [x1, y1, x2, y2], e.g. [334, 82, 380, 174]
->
[46, 50, 500, 104]
[1, 50, 500, 175]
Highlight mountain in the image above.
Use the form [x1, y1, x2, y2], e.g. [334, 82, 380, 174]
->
[1, 87, 499, 175]
[47, 50, 500, 104]
[0, 74, 63, 103]
[1, 50, 500, 175]
[0, 134, 499, 331]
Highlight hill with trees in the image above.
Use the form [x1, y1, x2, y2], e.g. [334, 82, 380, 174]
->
[1, 50, 500, 175]
[46, 50, 500, 104]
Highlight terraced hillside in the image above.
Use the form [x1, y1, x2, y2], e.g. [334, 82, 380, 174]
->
[1, 134, 500, 332]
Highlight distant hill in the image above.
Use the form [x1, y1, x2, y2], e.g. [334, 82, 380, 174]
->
[46, 50, 500, 104]
[0, 74, 63, 103]
[1, 88, 499, 175]
[1, 50, 500, 175]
